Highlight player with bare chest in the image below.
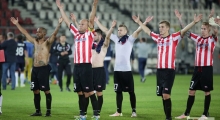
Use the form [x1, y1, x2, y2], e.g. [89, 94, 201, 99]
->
[10, 16, 63, 117]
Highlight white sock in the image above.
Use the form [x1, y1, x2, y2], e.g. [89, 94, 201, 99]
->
[20, 73, 25, 85]
[15, 72, 19, 87]
[0, 95, 3, 112]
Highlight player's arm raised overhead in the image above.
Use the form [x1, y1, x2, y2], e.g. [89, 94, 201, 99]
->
[56, 0, 71, 28]
[132, 15, 152, 36]
[10, 17, 35, 44]
[180, 14, 203, 37]
[103, 20, 116, 48]
[174, 9, 185, 29]
[70, 13, 79, 29]
[132, 16, 153, 38]
[47, 17, 63, 45]
[88, 0, 98, 29]
[94, 17, 109, 34]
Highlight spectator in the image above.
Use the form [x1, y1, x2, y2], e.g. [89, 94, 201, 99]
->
[136, 38, 151, 82]
[0, 32, 17, 90]
[205, 0, 213, 9]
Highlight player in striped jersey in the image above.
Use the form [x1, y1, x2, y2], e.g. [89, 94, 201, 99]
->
[56, 0, 99, 120]
[133, 14, 202, 120]
[174, 10, 218, 120]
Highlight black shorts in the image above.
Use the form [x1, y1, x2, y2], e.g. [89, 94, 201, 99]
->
[16, 62, 25, 72]
[31, 65, 51, 91]
[189, 66, 213, 91]
[73, 63, 93, 92]
[93, 67, 106, 92]
[114, 71, 134, 92]
[156, 69, 175, 96]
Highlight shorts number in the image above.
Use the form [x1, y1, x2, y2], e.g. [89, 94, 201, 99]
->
[74, 83, 76, 90]
[16, 47, 24, 56]
[190, 81, 194, 89]
[31, 82, 34, 89]
[114, 84, 118, 91]
[156, 86, 159, 93]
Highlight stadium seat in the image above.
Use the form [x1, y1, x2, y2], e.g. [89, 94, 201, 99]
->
[0, 19, 7, 26]
[83, 4, 90, 12]
[52, 3, 58, 11]
[26, 1, 34, 10]
[24, 18, 34, 25]
[75, 4, 82, 11]
[68, 4, 74, 11]
[35, 2, 42, 11]
[12, 9, 20, 17]
[47, 11, 54, 20]
[79, 12, 87, 19]
[39, 11, 46, 19]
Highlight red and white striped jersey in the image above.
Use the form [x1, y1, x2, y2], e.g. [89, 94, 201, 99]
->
[189, 33, 218, 66]
[150, 32, 182, 69]
[70, 23, 94, 64]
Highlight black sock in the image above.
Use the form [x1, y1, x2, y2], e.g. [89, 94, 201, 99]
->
[203, 94, 211, 116]
[129, 92, 136, 113]
[34, 93, 41, 113]
[116, 92, 123, 113]
[45, 93, 52, 113]
[184, 95, 195, 116]
[84, 97, 89, 115]
[78, 95, 85, 116]
[164, 98, 172, 119]
[90, 94, 98, 116]
[97, 95, 103, 115]
[162, 97, 166, 115]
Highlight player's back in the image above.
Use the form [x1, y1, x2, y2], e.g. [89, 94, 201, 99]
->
[16, 40, 26, 63]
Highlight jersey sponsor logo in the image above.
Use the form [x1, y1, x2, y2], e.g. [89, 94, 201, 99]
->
[158, 42, 171, 46]
[197, 43, 209, 47]
[85, 87, 89, 89]
[75, 37, 87, 42]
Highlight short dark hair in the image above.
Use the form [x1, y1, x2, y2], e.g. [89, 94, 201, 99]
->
[202, 22, 211, 27]
[39, 27, 47, 34]
[141, 38, 146, 42]
[7, 32, 14, 38]
[159, 20, 170, 28]
[119, 24, 128, 32]
[95, 29, 103, 36]
[0, 32, 7, 40]
[16, 34, 23, 41]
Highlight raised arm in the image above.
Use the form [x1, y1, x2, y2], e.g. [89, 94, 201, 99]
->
[70, 13, 79, 29]
[10, 17, 35, 44]
[47, 17, 63, 45]
[56, 0, 71, 28]
[174, 9, 185, 29]
[103, 20, 116, 48]
[94, 17, 109, 34]
[89, 0, 98, 28]
[132, 15, 152, 36]
[132, 16, 153, 38]
[181, 14, 202, 37]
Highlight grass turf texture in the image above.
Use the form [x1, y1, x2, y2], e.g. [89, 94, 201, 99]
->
[1, 74, 220, 120]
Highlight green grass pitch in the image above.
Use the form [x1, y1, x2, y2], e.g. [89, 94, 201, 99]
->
[1, 74, 220, 120]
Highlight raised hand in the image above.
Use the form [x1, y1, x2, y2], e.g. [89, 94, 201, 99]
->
[70, 13, 76, 22]
[10, 17, 19, 25]
[111, 20, 117, 28]
[214, 17, 220, 25]
[93, 0, 98, 5]
[58, 17, 63, 24]
[145, 16, 153, 23]
[193, 14, 203, 23]
[132, 15, 140, 23]
[94, 16, 99, 22]
[56, 0, 63, 9]
[174, 9, 182, 19]
[209, 9, 215, 18]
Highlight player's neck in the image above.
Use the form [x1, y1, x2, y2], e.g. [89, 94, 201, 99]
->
[201, 34, 209, 38]
[37, 38, 45, 44]
[161, 32, 169, 38]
